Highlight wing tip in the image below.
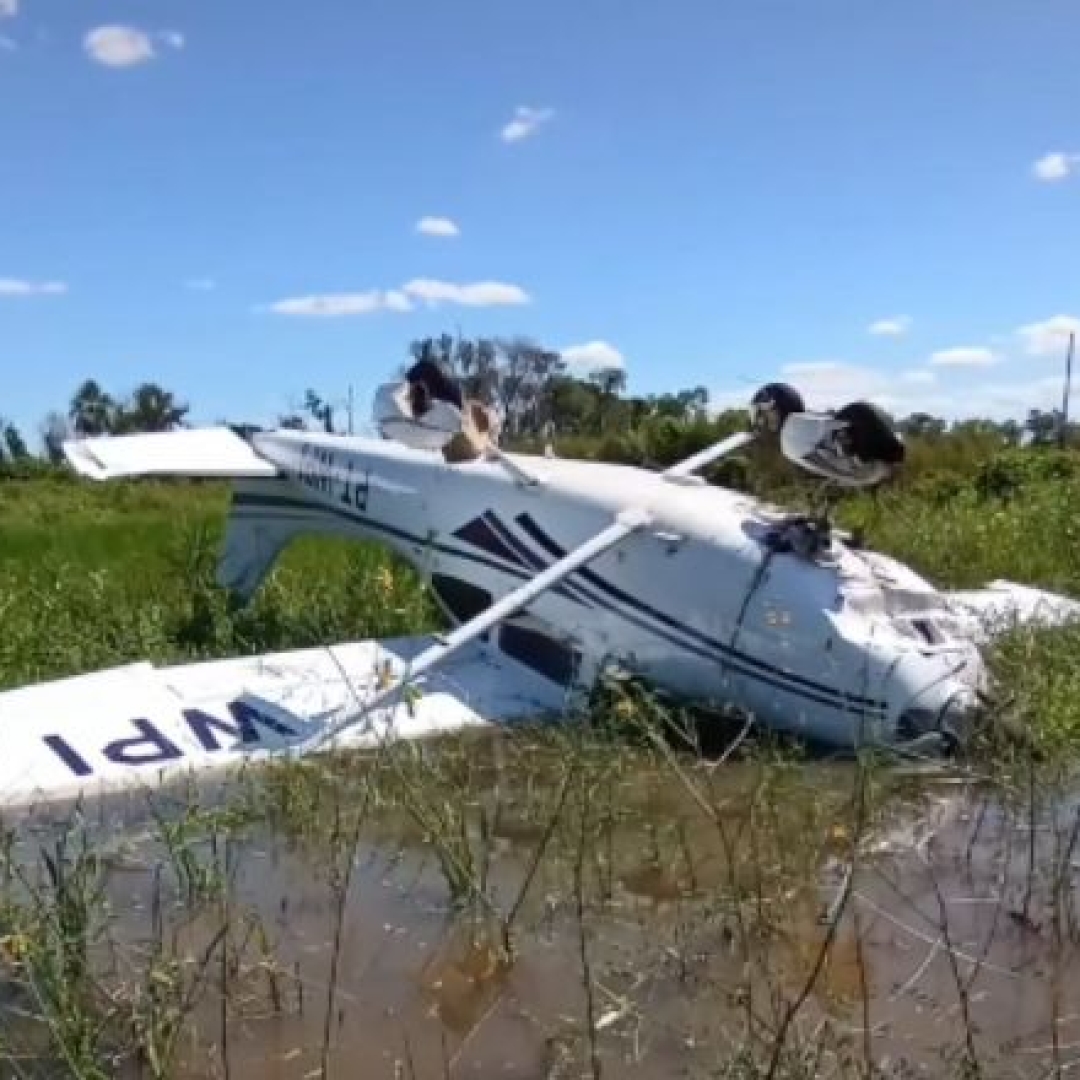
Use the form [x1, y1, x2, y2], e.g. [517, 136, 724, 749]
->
[61, 438, 110, 480]
[57, 427, 278, 481]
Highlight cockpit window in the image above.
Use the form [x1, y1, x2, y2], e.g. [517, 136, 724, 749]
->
[911, 618, 946, 644]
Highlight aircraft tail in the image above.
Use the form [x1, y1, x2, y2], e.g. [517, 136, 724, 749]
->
[217, 476, 366, 602]
[60, 428, 383, 604]
[63, 427, 279, 481]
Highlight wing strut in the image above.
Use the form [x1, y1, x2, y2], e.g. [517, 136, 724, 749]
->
[294, 506, 652, 754]
[661, 431, 755, 479]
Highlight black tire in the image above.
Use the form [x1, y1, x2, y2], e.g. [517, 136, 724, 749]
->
[750, 382, 805, 433]
[405, 358, 464, 412]
[834, 401, 905, 465]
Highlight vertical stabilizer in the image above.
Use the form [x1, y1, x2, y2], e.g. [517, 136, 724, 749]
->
[218, 477, 347, 602]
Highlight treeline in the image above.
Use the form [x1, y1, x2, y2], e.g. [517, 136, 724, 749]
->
[2, 333, 1076, 490]
[1, 379, 191, 477]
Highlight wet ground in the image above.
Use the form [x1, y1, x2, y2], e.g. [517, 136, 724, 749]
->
[4, 734, 1080, 1079]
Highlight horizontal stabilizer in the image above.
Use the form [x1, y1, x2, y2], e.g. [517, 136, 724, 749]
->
[947, 580, 1080, 641]
[0, 635, 568, 811]
[63, 427, 279, 481]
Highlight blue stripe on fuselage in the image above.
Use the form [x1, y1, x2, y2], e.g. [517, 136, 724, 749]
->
[511, 512, 886, 715]
[230, 491, 884, 717]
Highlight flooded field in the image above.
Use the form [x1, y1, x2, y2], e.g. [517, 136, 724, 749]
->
[3, 717, 1079, 1080]
[2, 472, 1078, 1078]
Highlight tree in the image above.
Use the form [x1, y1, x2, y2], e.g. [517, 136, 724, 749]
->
[67, 379, 188, 436]
[1025, 408, 1061, 446]
[999, 418, 1023, 445]
[548, 376, 602, 436]
[40, 411, 70, 464]
[898, 412, 947, 438]
[407, 334, 567, 439]
[589, 366, 628, 434]
[494, 338, 566, 438]
[303, 390, 334, 433]
[3, 422, 29, 460]
[950, 418, 1007, 440]
[452, 337, 500, 401]
[114, 382, 189, 433]
[590, 365, 627, 399]
[69, 379, 117, 437]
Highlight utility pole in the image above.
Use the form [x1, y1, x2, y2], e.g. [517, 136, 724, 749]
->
[347, 384, 355, 435]
[1063, 331, 1075, 448]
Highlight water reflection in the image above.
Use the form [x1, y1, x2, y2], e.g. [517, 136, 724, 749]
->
[1, 733, 1078, 1078]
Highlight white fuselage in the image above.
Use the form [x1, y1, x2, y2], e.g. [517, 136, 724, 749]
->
[224, 429, 985, 749]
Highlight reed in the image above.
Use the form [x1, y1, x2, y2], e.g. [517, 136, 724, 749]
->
[1, 471, 1080, 1077]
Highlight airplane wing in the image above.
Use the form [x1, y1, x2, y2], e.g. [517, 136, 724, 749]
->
[0, 636, 569, 811]
[945, 579, 1080, 642]
[62, 426, 279, 480]
[297, 507, 652, 753]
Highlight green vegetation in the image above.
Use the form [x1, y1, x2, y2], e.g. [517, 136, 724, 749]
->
[0, 478, 438, 691]
[2, 330, 1075, 476]
[0, 453, 1076, 1078]
[3, 347, 1080, 1077]
[5, 430, 1079, 750]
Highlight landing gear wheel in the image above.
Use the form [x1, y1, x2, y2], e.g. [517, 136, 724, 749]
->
[834, 401, 905, 467]
[750, 382, 805, 435]
[404, 358, 465, 417]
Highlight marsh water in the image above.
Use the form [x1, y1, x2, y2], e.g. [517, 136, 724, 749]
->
[4, 731, 1080, 1079]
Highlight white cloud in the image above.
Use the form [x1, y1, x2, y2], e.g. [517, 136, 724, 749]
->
[928, 345, 998, 367]
[1016, 314, 1080, 357]
[561, 341, 626, 372]
[415, 216, 460, 238]
[0, 278, 67, 296]
[1032, 152, 1080, 182]
[500, 106, 554, 144]
[85, 26, 154, 66]
[267, 290, 406, 317]
[778, 361, 878, 404]
[0, 0, 15, 50]
[949, 375, 1080, 421]
[761, 360, 947, 416]
[266, 277, 529, 317]
[714, 358, 1072, 425]
[782, 361, 845, 373]
[84, 25, 183, 67]
[899, 369, 936, 386]
[868, 315, 911, 337]
[401, 278, 529, 307]
[383, 290, 413, 312]
[185, 277, 216, 291]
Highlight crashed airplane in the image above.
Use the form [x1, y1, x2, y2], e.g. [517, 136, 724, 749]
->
[2, 367, 1077, 807]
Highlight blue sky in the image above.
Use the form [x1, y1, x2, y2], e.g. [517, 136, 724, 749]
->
[2, 0, 1079, 443]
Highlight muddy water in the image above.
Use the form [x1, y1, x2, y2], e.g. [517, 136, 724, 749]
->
[6, 742, 1080, 1079]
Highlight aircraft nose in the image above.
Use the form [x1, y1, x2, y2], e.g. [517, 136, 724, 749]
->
[897, 691, 982, 751]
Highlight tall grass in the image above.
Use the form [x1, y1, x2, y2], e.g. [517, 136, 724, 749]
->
[0, 479, 439, 690]
[1, 465, 1080, 1077]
